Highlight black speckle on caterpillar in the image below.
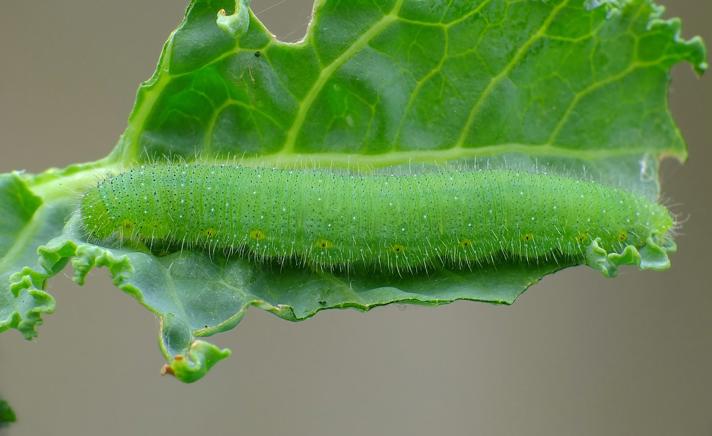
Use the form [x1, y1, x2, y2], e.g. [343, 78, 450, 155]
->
[80, 163, 676, 276]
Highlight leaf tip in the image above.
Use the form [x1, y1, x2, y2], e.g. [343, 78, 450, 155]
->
[161, 340, 232, 383]
[688, 36, 708, 76]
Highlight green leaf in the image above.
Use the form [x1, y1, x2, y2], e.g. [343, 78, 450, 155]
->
[0, 399, 16, 426]
[0, 0, 706, 382]
[0, 173, 60, 339]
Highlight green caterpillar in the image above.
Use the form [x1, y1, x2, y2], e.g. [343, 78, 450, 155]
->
[80, 163, 675, 276]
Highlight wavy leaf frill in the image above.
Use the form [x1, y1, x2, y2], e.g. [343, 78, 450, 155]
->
[0, 173, 62, 339]
[0, 0, 706, 381]
[585, 236, 676, 277]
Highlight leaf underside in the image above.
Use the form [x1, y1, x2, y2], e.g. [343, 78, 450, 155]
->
[0, 0, 706, 382]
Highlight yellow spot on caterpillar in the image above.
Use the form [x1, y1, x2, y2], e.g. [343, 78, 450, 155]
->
[249, 229, 266, 241]
[617, 230, 629, 242]
[120, 219, 134, 231]
[204, 228, 218, 238]
[391, 244, 406, 254]
[522, 233, 534, 242]
[575, 232, 590, 244]
[459, 239, 473, 248]
[315, 239, 333, 249]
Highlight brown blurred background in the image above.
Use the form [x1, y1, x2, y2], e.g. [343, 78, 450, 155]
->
[0, 1, 710, 435]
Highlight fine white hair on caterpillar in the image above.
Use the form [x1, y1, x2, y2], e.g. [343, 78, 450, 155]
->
[79, 162, 675, 275]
